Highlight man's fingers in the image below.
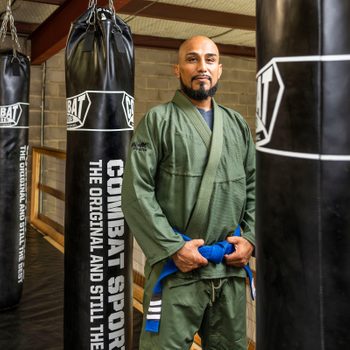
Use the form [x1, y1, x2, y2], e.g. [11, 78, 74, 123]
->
[226, 236, 240, 245]
[191, 239, 205, 247]
[224, 251, 250, 267]
[197, 255, 208, 265]
[224, 251, 240, 263]
[172, 240, 208, 272]
[226, 236, 254, 259]
[191, 240, 207, 264]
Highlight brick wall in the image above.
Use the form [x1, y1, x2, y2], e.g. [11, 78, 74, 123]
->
[28, 53, 67, 149]
[134, 47, 256, 129]
[28, 51, 67, 226]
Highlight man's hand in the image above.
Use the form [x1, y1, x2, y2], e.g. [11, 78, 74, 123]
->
[224, 236, 254, 267]
[172, 239, 208, 273]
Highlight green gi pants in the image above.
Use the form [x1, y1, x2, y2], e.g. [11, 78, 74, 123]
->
[140, 269, 247, 350]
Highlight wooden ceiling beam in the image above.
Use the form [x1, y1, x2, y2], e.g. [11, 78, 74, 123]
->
[22, 0, 65, 5]
[13, 21, 39, 35]
[132, 35, 255, 58]
[119, 0, 256, 31]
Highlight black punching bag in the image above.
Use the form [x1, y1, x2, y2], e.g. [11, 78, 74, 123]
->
[256, 1, 350, 349]
[0, 50, 30, 310]
[64, 2, 134, 349]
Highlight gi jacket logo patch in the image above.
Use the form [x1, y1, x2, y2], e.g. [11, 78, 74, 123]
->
[0, 103, 23, 127]
[66, 92, 91, 129]
[256, 61, 285, 147]
[131, 141, 149, 152]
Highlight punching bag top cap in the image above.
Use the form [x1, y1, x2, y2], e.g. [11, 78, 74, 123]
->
[96, 7, 114, 20]
[75, 6, 116, 25]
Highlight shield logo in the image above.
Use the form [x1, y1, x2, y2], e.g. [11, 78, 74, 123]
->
[67, 92, 92, 129]
[256, 61, 285, 147]
[0, 103, 23, 127]
[122, 92, 134, 128]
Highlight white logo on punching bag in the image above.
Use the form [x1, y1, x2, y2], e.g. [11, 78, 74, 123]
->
[122, 93, 134, 128]
[67, 91, 134, 130]
[66, 92, 92, 129]
[256, 62, 285, 147]
[0, 103, 23, 127]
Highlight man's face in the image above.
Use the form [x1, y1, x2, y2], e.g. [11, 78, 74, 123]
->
[174, 36, 222, 99]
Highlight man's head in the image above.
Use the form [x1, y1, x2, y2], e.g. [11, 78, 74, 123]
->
[174, 36, 222, 101]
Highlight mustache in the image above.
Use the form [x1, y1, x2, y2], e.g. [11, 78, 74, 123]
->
[191, 75, 212, 82]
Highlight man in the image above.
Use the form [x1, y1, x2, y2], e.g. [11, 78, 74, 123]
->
[122, 36, 255, 350]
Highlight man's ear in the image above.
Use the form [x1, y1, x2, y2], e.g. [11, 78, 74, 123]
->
[173, 64, 180, 78]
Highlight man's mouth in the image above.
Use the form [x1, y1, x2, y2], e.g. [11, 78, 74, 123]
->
[192, 75, 211, 82]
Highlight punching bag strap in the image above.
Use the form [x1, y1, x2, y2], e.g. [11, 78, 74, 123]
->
[0, 0, 21, 60]
[108, 0, 116, 14]
[108, 1, 125, 54]
[88, 0, 97, 8]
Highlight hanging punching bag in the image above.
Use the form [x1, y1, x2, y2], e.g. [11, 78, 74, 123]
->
[64, 1, 134, 349]
[0, 5, 30, 310]
[256, 1, 350, 349]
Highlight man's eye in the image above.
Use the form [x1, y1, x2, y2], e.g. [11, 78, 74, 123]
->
[187, 57, 197, 62]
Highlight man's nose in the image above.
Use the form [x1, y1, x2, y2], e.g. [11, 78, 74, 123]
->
[197, 58, 207, 72]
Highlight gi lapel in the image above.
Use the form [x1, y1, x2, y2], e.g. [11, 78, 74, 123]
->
[172, 90, 224, 235]
[173, 90, 211, 149]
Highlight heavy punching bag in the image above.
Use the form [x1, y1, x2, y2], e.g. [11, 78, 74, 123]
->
[256, 1, 350, 349]
[0, 3, 30, 310]
[64, 0, 134, 348]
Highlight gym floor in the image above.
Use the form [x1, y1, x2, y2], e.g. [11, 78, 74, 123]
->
[0, 226, 142, 350]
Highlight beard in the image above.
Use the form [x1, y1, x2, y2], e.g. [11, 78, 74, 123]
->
[180, 76, 218, 101]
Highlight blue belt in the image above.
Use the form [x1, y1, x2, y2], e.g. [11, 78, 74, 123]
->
[145, 226, 256, 333]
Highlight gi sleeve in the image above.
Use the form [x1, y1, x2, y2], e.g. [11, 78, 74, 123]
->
[240, 126, 256, 247]
[121, 111, 185, 266]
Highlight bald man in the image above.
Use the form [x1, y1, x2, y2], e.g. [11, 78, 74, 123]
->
[122, 36, 255, 350]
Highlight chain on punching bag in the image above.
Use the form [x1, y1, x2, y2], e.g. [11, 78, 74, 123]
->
[256, 1, 350, 349]
[64, 1, 134, 348]
[0, 0, 30, 310]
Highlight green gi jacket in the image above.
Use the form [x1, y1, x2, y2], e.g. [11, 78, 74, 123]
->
[122, 90, 255, 280]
